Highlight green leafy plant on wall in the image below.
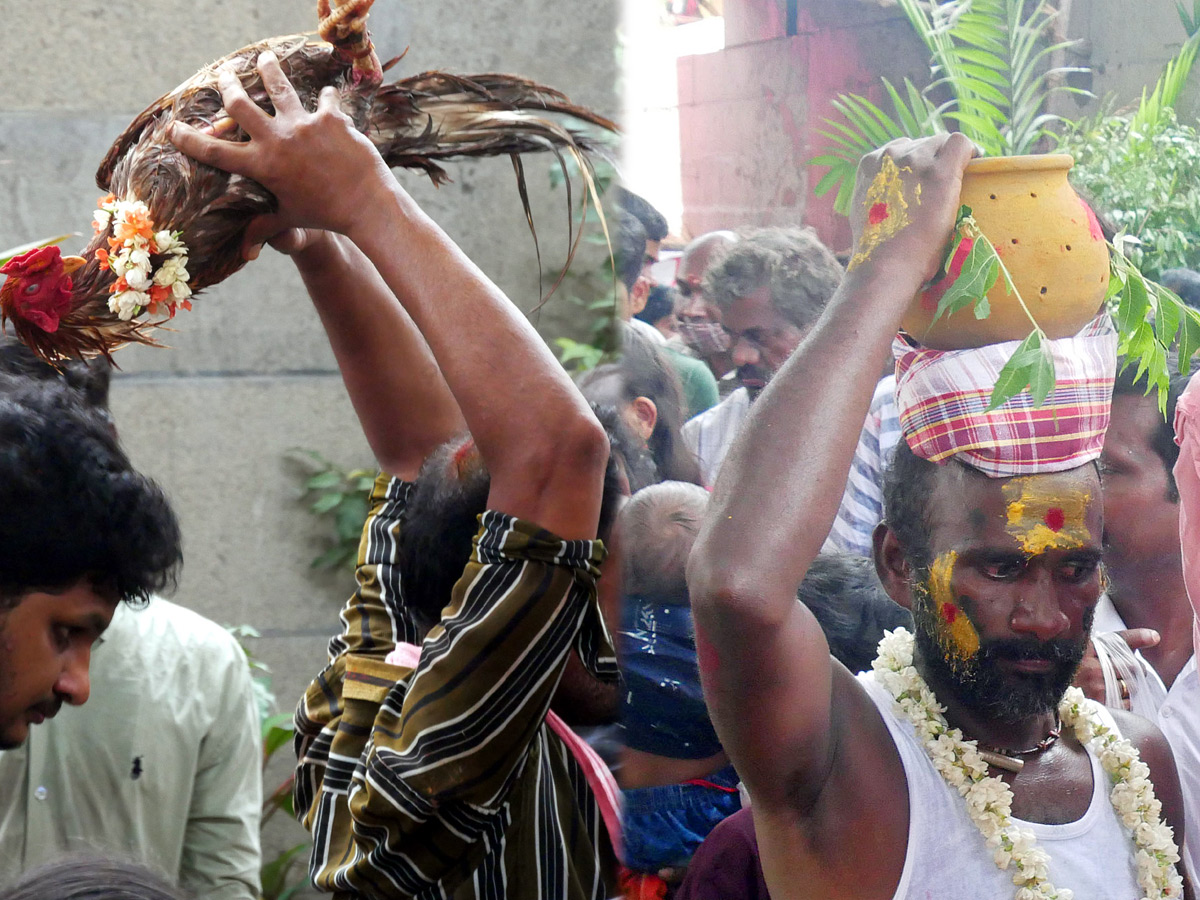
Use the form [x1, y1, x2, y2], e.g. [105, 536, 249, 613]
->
[288, 449, 375, 572]
[226, 625, 311, 900]
[811, 0, 1087, 214]
[1056, 28, 1200, 281]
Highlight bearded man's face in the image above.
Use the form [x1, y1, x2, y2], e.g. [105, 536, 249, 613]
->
[902, 464, 1104, 722]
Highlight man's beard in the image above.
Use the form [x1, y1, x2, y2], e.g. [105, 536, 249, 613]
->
[737, 364, 771, 399]
[912, 597, 1092, 723]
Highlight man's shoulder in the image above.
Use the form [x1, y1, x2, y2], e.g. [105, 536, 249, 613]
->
[1107, 704, 1172, 756]
[107, 597, 246, 665]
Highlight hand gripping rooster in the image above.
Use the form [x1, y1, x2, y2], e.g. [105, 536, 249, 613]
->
[0, 0, 615, 362]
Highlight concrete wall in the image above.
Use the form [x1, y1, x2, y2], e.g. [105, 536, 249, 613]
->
[1058, 0, 1199, 121]
[677, 0, 927, 250]
[0, 0, 617, 872]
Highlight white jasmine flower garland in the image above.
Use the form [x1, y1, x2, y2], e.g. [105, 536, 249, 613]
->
[872, 628, 1183, 900]
[93, 194, 192, 322]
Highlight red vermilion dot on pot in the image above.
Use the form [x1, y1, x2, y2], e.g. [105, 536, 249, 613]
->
[868, 202, 889, 225]
[1044, 507, 1065, 532]
[1080, 198, 1104, 241]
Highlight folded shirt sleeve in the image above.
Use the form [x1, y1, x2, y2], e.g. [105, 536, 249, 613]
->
[293, 473, 613, 897]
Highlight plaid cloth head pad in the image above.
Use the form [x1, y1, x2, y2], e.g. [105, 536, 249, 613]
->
[894, 315, 1117, 477]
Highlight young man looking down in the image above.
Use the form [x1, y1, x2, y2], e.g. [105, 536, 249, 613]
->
[0, 381, 180, 752]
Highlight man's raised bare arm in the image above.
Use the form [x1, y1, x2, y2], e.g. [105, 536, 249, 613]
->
[687, 136, 975, 810]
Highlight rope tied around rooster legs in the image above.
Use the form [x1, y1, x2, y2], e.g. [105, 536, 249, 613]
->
[317, 0, 382, 85]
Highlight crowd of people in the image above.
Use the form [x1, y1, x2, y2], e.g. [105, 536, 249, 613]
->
[0, 53, 1199, 900]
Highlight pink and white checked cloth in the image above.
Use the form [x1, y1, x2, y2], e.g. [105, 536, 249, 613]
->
[894, 315, 1117, 476]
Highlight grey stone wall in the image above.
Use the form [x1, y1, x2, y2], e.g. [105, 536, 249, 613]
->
[0, 0, 616, 873]
[1055, 0, 1199, 121]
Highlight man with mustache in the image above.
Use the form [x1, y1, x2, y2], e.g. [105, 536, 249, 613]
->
[687, 135, 1192, 899]
[681, 227, 842, 487]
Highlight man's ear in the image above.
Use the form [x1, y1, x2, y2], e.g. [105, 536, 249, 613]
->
[628, 396, 657, 442]
[874, 522, 915, 611]
[630, 275, 650, 317]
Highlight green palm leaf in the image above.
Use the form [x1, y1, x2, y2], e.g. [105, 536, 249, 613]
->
[1131, 30, 1200, 133]
[809, 0, 1087, 206]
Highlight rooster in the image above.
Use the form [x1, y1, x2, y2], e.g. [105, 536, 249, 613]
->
[0, 0, 615, 362]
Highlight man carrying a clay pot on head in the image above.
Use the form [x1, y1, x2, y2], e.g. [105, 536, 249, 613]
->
[687, 134, 1193, 900]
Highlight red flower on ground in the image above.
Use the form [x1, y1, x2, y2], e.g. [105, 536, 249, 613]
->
[0, 246, 75, 333]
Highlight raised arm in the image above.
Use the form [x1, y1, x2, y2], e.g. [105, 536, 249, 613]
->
[171, 53, 606, 538]
[686, 136, 975, 808]
[257, 227, 465, 481]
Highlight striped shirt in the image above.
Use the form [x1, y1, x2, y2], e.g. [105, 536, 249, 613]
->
[824, 376, 901, 557]
[681, 387, 751, 488]
[295, 475, 620, 899]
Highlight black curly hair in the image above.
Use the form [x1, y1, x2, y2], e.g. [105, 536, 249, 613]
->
[396, 404, 637, 634]
[0, 380, 181, 609]
[0, 856, 186, 900]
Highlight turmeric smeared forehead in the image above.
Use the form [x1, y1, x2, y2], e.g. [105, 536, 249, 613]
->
[1001, 477, 1091, 556]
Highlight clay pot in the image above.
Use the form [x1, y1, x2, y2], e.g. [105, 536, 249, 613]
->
[903, 154, 1110, 350]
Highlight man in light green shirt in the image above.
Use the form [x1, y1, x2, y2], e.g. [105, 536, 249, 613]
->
[0, 597, 262, 900]
[0, 339, 261, 899]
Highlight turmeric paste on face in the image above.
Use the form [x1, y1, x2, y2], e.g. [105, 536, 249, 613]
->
[926, 550, 980, 661]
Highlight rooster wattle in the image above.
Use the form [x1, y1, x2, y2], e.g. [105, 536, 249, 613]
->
[2, 0, 615, 362]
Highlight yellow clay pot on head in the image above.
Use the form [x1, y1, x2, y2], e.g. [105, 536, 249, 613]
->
[904, 154, 1110, 350]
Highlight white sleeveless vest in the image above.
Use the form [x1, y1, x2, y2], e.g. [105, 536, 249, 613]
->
[857, 672, 1143, 899]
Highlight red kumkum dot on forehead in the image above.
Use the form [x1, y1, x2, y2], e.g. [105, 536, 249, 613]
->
[868, 202, 890, 225]
[1044, 507, 1065, 532]
[941, 603, 959, 624]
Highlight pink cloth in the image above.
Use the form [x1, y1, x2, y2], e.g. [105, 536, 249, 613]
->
[1171, 379, 1200, 658]
[383, 641, 624, 855]
[894, 315, 1117, 476]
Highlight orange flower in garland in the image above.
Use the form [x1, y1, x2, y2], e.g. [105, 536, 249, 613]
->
[93, 196, 192, 321]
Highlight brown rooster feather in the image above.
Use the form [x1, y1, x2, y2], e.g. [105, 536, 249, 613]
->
[1, 0, 615, 361]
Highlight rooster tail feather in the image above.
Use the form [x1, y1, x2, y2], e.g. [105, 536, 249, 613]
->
[509, 154, 544, 303]
[370, 71, 615, 302]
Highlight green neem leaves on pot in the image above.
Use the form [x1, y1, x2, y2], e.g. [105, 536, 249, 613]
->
[987, 331, 1056, 411]
[927, 207, 1056, 411]
[1108, 237, 1200, 414]
[926, 207, 1001, 324]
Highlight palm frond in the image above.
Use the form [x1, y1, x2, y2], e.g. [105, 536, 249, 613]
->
[809, 0, 1088, 210]
[810, 78, 940, 215]
[1131, 30, 1200, 134]
[1178, 0, 1200, 37]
